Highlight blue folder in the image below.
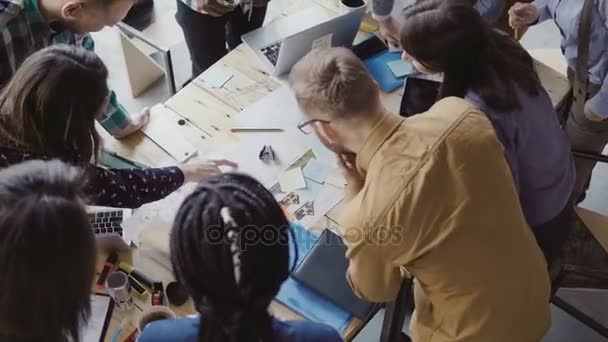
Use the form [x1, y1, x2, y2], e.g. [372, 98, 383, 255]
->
[364, 51, 409, 93]
[276, 223, 352, 333]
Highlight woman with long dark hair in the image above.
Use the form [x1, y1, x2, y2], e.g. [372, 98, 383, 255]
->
[0, 45, 235, 209]
[0, 160, 95, 342]
[400, 0, 575, 265]
[138, 173, 342, 342]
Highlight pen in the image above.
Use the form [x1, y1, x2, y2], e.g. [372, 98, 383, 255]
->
[514, 27, 523, 40]
[230, 128, 284, 132]
[119, 262, 155, 290]
[124, 328, 139, 342]
[96, 252, 118, 290]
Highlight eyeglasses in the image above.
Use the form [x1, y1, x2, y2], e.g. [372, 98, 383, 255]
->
[297, 119, 331, 135]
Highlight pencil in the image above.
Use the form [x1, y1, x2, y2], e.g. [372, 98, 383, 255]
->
[514, 28, 523, 40]
[230, 128, 284, 132]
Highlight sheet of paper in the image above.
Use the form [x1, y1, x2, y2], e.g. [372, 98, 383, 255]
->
[80, 294, 112, 341]
[325, 170, 346, 189]
[197, 66, 234, 88]
[303, 159, 331, 184]
[279, 167, 307, 192]
[269, 177, 343, 228]
[122, 183, 197, 245]
[312, 33, 333, 50]
[387, 59, 414, 78]
[141, 105, 198, 163]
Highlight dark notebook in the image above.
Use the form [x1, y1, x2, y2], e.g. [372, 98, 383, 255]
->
[292, 229, 379, 320]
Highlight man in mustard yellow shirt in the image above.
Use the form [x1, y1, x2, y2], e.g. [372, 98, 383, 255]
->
[289, 47, 551, 342]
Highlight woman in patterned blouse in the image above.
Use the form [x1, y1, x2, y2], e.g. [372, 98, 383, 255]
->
[0, 45, 236, 208]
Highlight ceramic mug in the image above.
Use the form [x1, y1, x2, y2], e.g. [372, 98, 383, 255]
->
[137, 306, 177, 333]
[106, 271, 133, 311]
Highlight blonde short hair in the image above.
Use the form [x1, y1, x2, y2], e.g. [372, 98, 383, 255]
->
[289, 47, 379, 119]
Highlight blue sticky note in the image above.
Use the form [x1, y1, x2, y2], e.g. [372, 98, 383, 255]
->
[364, 51, 405, 93]
[303, 159, 331, 184]
[387, 59, 414, 78]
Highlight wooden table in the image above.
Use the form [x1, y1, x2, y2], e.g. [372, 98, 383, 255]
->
[98, 1, 572, 340]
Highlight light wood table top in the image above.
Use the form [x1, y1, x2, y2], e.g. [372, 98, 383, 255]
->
[98, 1, 572, 340]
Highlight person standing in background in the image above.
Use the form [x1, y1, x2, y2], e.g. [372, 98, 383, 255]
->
[0, 0, 150, 139]
[509, 0, 608, 203]
[176, 0, 269, 79]
[372, 0, 505, 48]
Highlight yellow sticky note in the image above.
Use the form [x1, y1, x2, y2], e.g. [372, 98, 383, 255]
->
[278, 167, 307, 193]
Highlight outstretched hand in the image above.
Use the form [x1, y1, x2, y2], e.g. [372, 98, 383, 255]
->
[179, 159, 238, 183]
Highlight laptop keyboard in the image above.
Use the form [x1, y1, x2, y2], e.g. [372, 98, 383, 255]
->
[261, 41, 282, 66]
[88, 210, 124, 237]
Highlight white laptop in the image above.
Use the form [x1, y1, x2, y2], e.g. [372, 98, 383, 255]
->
[87, 206, 132, 251]
[242, 5, 366, 77]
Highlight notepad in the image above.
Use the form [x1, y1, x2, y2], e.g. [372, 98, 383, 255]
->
[80, 293, 113, 342]
[198, 66, 234, 88]
[141, 105, 198, 163]
[279, 167, 307, 192]
[387, 59, 414, 78]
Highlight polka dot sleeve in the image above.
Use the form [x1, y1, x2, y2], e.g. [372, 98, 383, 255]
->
[84, 166, 185, 208]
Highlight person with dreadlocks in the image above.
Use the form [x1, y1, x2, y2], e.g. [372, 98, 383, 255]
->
[138, 173, 343, 342]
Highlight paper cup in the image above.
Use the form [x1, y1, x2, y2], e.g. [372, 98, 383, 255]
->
[137, 306, 177, 333]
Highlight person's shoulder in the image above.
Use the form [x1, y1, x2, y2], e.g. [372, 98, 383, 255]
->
[138, 316, 199, 342]
[1, 0, 25, 26]
[428, 97, 484, 121]
[273, 319, 343, 342]
[428, 97, 495, 137]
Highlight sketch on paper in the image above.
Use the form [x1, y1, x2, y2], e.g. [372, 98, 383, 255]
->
[294, 201, 315, 221]
[280, 192, 301, 206]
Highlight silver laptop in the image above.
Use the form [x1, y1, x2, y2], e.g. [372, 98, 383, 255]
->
[242, 5, 366, 77]
[87, 206, 132, 251]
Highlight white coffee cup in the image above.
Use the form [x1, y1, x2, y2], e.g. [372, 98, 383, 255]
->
[137, 306, 177, 333]
[106, 272, 133, 311]
[339, 0, 367, 13]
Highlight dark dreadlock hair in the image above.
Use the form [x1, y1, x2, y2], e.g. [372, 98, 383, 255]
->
[171, 173, 290, 342]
